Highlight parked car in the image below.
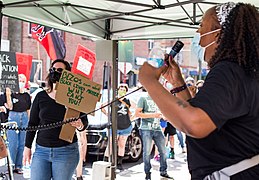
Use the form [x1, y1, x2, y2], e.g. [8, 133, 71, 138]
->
[86, 89, 143, 162]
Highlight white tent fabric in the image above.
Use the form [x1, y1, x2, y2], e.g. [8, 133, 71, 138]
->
[1, 0, 259, 40]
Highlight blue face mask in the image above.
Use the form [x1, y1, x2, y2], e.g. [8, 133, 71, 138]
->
[19, 82, 25, 89]
[191, 29, 221, 62]
[191, 33, 205, 62]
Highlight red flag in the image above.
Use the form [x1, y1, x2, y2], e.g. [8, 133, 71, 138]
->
[31, 24, 66, 60]
[71, 44, 96, 79]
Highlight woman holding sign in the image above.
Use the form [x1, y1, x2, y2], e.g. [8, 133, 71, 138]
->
[23, 59, 88, 180]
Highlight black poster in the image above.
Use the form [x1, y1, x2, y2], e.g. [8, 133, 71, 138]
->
[0, 51, 19, 92]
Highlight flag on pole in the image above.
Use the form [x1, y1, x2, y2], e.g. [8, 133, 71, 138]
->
[31, 24, 66, 60]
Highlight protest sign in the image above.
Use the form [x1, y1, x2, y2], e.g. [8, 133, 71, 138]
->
[56, 70, 101, 142]
[16, 52, 33, 86]
[0, 51, 19, 92]
[59, 108, 80, 143]
[71, 44, 96, 79]
[56, 70, 102, 114]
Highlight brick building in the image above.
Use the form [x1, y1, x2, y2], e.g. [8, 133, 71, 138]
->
[1, 17, 204, 88]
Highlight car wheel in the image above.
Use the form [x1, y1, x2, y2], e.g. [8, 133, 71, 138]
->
[127, 132, 143, 162]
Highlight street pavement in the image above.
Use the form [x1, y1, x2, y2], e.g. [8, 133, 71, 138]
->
[0, 146, 190, 180]
[83, 147, 190, 180]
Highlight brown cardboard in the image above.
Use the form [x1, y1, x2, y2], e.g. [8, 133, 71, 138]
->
[59, 108, 80, 143]
[55, 70, 102, 115]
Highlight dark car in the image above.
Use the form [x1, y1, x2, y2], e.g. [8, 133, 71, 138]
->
[85, 89, 143, 162]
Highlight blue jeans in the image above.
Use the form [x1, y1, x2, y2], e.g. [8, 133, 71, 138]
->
[140, 130, 167, 174]
[31, 143, 79, 180]
[176, 130, 185, 148]
[7, 111, 28, 169]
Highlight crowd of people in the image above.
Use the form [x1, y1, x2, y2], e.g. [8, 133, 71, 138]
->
[0, 2, 258, 180]
[0, 59, 88, 180]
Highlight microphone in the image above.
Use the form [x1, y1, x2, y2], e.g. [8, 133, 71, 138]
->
[169, 40, 184, 58]
[163, 40, 184, 66]
[147, 40, 184, 68]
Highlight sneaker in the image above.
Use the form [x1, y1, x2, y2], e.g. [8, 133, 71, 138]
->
[145, 172, 151, 180]
[13, 168, 23, 174]
[169, 151, 175, 159]
[160, 172, 174, 179]
[154, 154, 160, 161]
[77, 176, 83, 180]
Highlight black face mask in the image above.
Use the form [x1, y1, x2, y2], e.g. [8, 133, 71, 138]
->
[49, 67, 63, 83]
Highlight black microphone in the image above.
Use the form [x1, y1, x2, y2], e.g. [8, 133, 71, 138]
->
[165, 40, 184, 65]
[169, 40, 184, 58]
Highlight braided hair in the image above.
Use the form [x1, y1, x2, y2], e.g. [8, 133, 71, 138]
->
[209, 3, 259, 79]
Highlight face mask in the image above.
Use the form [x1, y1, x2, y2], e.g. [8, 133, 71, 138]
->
[19, 82, 25, 89]
[49, 70, 62, 83]
[118, 89, 127, 97]
[191, 29, 221, 62]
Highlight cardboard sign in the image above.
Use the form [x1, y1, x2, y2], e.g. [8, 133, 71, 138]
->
[0, 51, 19, 92]
[16, 52, 33, 86]
[71, 44, 96, 79]
[59, 108, 80, 143]
[55, 70, 102, 114]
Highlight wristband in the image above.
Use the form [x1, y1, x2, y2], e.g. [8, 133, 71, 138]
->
[170, 84, 187, 94]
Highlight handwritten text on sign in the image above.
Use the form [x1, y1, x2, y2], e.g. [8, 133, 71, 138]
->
[55, 70, 102, 114]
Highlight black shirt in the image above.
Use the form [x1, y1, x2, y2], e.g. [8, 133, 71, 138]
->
[25, 90, 88, 148]
[117, 98, 131, 130]
[11, 92, 31, 112]
[0, 93, 8, 122]
[188, 61, 259, 179]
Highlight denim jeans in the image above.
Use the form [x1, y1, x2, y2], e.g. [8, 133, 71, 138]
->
[140, 130, 167, 174]
[7, 111, 28, 169]
[176, 130, 185, 148]
[30, 143, 79, 180]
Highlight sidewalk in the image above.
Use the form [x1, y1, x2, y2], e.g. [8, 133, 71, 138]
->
[0, 144, 190, 180]
[82, 148, 190, 180]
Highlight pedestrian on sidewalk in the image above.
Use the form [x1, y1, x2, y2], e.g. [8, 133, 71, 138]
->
[102, 83, 133, 171]
[7, 74, 31, 174]
[136, 88, 173, 180]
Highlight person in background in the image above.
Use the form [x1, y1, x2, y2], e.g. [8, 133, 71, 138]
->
[6, 74, 31, 174]
[102, 83, 132, 171]
[23, 59, 88, 180]
[0, 87, 12, 123]
[135, 88, 172, 180]
[195, 80, 204, 92]
[153, 118, 168, 161]
[139, 2, 259, 179]
[176, 130, 186, 153]
[185, 77, 197, 97]
[75, 130, 87, 180]
[164, 121, 176, 159]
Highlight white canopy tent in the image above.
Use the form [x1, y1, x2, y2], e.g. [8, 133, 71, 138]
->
[1, 0, 258, 40]
[1, 1, 258, 178]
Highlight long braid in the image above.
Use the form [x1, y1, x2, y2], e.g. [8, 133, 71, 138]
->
[209, 3, 259, 79]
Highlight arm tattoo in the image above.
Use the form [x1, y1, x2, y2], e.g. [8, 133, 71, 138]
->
[176, 99, 188, 108]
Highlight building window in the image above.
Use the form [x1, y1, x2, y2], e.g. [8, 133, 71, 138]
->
[30, 60, 42, 83]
